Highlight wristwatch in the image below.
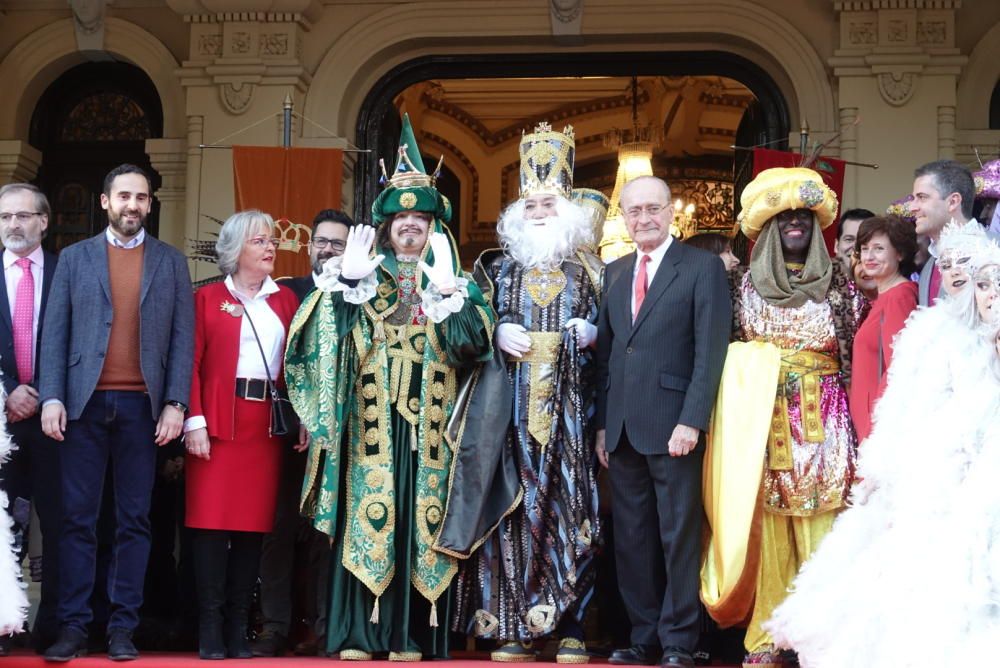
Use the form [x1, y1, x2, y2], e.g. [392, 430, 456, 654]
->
[165, 400, 187, 412]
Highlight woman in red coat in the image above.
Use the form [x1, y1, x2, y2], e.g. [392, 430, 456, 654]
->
[183, 210, 303, 660]
[850, 215, 918, 443]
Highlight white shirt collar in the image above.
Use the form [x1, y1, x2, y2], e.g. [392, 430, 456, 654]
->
[224, 273, 280, 302]
[3, 245, 44, 270]
[636, 234, 673, 265]
[105, 226, 145, 249]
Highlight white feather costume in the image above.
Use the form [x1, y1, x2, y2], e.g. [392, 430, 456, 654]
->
[0, 381, 28, 635]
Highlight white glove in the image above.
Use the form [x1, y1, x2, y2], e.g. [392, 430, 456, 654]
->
[496, 323, 532, 358]
[340, 225, 384, 281]
[417, 232, 457, 293]
[565, 318, 597, 348]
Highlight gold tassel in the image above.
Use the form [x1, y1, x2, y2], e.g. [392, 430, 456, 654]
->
[411, 423, 418, 452]
[429, 601, 438, 627]
[370, 596, 380, 625]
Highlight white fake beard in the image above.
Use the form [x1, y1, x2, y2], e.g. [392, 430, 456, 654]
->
[496, 197, 594, 271]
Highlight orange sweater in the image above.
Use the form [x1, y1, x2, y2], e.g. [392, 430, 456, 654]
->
[96, 243, 146, 392]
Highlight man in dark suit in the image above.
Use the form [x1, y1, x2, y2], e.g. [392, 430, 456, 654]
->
[251, 208, 354, 657]
[0, 183, 59, 655]
[911, 160, 978, 305]
[595, 176, 730, 668]
[38, 164, 195, 662]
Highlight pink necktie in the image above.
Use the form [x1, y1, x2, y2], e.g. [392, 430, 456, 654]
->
[633, 254, 650, 323]
[13, 257, 34, 384]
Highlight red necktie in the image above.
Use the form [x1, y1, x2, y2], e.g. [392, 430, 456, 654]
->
[13, 257, 35, 384]
[633, 254, 651, 323]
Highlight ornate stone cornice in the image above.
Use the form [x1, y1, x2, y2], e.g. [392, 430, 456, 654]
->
[834, 1, 962, 10]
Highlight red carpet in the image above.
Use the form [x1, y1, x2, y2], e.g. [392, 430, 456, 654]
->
[0, 651, 739, 667]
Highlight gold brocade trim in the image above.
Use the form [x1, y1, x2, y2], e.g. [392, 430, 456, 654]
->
[512, 331, 562, 364]
[768, 349, 840, 470]
[517, 331, 563, 447]
[575, 250, 605, 307]
[523, 267, 567, 308]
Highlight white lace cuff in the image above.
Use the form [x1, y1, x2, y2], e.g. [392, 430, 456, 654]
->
[315, 256, 378, 304]
[421, 276, 469, 323]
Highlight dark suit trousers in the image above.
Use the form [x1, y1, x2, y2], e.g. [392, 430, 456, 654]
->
[58, 390, 158, 634]
[4, 416, 63, 640]
[609, 430, 703, 652]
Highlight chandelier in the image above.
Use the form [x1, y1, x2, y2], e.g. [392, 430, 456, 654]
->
[599, 76, 661, 261]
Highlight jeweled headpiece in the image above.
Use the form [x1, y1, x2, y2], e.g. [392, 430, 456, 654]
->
[371, 113, 451, 225]
[886, 195, 917, 225]
[519, 122, 575, 199]
[974, 159, 1000, 201]
[737, 167, 839, 241]
[571, 188, 610, 247]
[939, 218, 989, 257]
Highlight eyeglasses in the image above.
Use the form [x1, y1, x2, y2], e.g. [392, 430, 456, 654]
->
[0, 211, 42, 224]
[249, 236, 281, 248]
[625, 204, 667, 220]
[311, 236, 346, 251]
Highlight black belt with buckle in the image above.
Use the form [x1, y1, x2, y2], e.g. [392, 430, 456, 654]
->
[235, 377, 268, 401]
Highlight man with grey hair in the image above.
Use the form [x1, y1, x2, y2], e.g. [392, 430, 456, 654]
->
[911, 160, 979, 305]
[39, 164, 194, 662]
[0, 183, 60, 655]
[596, 175, 730, 668]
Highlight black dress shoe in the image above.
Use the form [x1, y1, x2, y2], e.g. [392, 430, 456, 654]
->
[609, 644, 660, 665]
[660, 646, 694, 668]
[250, 630, 287, 657]
[107, 629, 139, 661]
[44, 627, 89, 662]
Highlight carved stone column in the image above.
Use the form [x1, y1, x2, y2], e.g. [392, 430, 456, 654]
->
[937, 105, 956, 159]
[184, 115, 204, 266]
[829, 0, 966, 206]
[0, 140, 42, 183]
[146, 138, 188, 249]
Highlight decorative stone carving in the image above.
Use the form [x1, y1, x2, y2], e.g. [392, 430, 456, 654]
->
[70, 0, 110, 51]
[549, 0, 583, 38]
[231, 31, 252, 54]
[220, 81, 254, 114]
[917, 21, 946, 45]
[886, 19, 907, 43]
[199, 33, 223, 56]
[877, 72, 917, 107]
[848, 20, 876, 45]
[260, 32, 289, 56]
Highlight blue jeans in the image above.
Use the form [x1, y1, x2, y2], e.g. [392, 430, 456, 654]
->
[57, 390, 158, 634]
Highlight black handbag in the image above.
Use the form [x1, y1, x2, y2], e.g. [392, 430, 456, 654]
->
[242, 306, 297, 437]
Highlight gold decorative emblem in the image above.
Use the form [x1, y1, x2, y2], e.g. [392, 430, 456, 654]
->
[765, 190, 782, 207]
[399, 192, 418, 209]
[525, 605, 556, 634]
[375, 298, 389, 311]
[426, 474, 440, 490]
[524, 268, 567, 308]
[474, 610, 499, 637]
[220, 300, 244, 317]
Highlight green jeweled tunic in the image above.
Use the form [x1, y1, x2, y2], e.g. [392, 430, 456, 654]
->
[286, 255, 493, 656]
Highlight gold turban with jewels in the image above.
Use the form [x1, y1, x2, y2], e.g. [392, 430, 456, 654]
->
[519, 122, 575, 199]
[737, 167, 839, 241]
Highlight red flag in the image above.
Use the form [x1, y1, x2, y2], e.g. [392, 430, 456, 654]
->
[233, 146, 344, 279]
[752, 148, 846, 255]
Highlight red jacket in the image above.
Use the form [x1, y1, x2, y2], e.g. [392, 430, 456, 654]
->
[188, 280, 299, 441]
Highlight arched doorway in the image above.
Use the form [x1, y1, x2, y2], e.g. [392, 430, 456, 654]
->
[354, 51, 790, 257]
[30, 61, 163, 253]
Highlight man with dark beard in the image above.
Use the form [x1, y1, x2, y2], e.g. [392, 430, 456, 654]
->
[39, 164, 194, 662]
[441, 123, 604, 664]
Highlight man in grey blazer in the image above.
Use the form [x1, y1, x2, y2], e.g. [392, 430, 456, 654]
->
[911, 160, 979, 306]
[595, 176, 731, 668]
[38, 164, 195, 662]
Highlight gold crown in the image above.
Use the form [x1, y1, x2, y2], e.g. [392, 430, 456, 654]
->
[273, 217, 311, 253]
[519, 122, 576, 199]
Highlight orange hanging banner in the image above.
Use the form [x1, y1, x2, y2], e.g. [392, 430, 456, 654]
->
[233, 146, 344, 279]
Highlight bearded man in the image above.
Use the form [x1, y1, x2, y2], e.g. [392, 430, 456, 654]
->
[285, 115, 494, 661]
[439, 123, 604, 664]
